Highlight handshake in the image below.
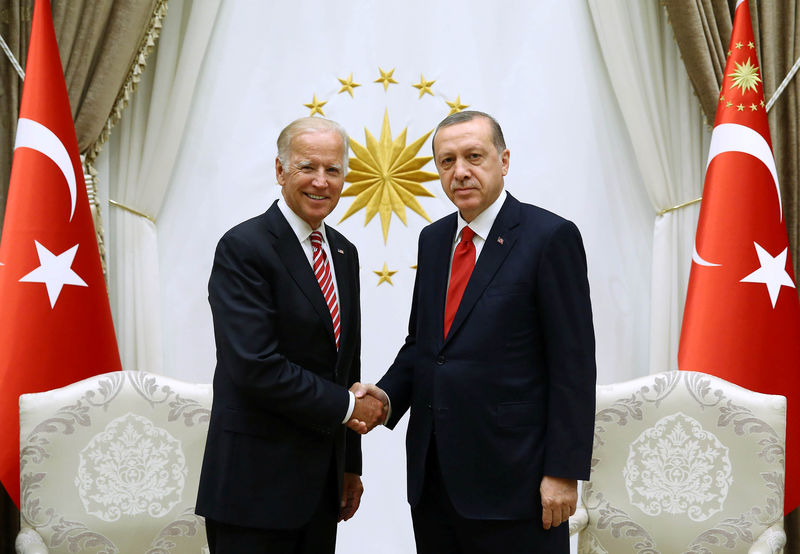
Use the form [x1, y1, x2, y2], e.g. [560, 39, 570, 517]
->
[345, 382, 389, 434]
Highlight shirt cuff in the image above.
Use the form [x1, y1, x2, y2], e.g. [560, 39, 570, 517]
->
[342, 390, 355, 424]
[383, 393, 392, 425]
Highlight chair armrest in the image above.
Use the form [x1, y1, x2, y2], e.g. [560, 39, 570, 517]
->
[15, 527, 48, 554]
[569, 505, 589, 537]
[749, 522, 786, 554]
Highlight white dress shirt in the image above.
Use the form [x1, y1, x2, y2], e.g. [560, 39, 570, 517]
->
[277, 198, 355, 423]
[448, 189, 507, 280]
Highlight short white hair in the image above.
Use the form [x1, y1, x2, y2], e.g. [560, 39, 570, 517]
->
[276, 117, 349, 173]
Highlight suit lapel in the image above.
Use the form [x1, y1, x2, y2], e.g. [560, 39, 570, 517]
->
[269, 205, 336, 345]
[444, 194, 520, 346]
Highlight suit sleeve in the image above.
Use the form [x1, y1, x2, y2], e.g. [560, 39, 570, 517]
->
[209, 232, 350, 433]
[345, 247, 363, 474]
[536, 220, 596, 480]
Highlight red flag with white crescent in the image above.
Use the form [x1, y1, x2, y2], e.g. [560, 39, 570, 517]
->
[679, 0, 800, 514]
[0, 0, 122, 507]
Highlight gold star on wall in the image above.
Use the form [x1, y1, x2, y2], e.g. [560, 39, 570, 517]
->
[748, 41, 755, 49]
[337, 73, 361, 97]
[446, 95, 469, 115]
[375, 67, 399, 91]
[339, 110, 439, 243]
[750, 103, 759, 111]
[374, 263, 398, 286]
[729, 58, 761, 95]
[304, 94, 327, 116]
[412, 74, 435, 98]
[735, 41, 744, 49]
[737, 104, 745, 111]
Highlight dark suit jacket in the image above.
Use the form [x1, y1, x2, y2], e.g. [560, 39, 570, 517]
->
[378, 192, 595, 520]
[196, 201, 361, 530]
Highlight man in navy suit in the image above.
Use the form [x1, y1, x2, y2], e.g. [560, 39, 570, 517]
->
[358, 111, 596, 553]
[196, 117, 386, 553]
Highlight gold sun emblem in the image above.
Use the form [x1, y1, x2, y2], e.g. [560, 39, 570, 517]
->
[339, 110, 439, 243]
[728, 57, 761, 95]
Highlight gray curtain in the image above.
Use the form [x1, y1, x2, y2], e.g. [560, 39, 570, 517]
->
[664, 0, 800, 549]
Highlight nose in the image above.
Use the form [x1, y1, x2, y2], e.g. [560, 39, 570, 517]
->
[311, 168, 328, 187]
[453, 158, 470, 180]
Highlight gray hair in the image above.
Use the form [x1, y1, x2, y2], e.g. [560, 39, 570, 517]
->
[276, 117, 349, 172]
[431, 110, 506, 158]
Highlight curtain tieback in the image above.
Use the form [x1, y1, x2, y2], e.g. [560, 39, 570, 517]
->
[109, 199, 156, 224]
[658, 197, 702, 217]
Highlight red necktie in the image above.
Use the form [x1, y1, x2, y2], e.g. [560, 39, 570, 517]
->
[310, 231, 340, 349]
[444, 226, 476, 338]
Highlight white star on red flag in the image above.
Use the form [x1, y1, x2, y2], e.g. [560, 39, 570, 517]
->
[740, 243, 795, 308]
[18, 241, 88, 308]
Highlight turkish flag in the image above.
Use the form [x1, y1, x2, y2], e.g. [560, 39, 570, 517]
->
[679, 0, 800, 514]
[0, 0, 121, 508]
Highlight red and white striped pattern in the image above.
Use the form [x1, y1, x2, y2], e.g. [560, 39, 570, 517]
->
[310, 231, 340, 349]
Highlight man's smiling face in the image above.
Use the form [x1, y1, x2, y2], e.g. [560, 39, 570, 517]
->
[276, 129, 346, 229]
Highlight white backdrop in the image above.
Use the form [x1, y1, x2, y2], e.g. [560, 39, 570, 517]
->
[103, 0, 658, 551]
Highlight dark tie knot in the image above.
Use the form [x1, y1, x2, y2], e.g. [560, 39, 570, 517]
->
[461, 226, 475, 243]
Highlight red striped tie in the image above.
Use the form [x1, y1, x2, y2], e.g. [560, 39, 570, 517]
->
[310, 231, 340, 349]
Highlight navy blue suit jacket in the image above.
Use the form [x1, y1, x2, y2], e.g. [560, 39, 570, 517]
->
[378, 193, 595, 520]
[196, 202, 361, 529]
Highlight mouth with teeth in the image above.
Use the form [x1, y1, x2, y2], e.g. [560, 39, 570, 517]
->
[305, 193, 327, 200]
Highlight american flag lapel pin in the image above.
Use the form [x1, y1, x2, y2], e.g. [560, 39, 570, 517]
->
[337, 248, 344, 254]
[497, 237, 504, 245]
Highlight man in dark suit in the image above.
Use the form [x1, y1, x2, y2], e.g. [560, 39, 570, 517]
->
[358, 111, 596, 553]
[196, 117, 386, 553]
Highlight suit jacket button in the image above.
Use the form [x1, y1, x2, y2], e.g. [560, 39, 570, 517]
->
[436, 355, 445, 365]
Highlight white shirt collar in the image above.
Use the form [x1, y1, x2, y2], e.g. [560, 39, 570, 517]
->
[277, 197, 328, 244]
[455, 189, 507, 242]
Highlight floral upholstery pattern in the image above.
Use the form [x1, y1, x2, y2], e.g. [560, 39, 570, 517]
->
[623, 412, 732, 522]
[570, 371, 786, 554]
[16, 371, 211, 553]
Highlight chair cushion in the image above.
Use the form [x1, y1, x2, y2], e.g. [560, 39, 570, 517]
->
[19, 371, 212, 553]
[579, 370, 785, 553]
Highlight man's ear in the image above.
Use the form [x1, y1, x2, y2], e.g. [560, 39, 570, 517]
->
[275, 156, 285, 185]
[501, 149, 510, 176]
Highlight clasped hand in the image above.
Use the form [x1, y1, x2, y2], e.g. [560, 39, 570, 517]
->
[346, 382, 388, 434]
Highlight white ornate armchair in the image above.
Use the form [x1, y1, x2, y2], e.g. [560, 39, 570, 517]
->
[569, 370, 786, 554]
[15, 371, 212, 553]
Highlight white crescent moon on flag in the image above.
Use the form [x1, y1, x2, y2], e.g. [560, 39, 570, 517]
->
[14, 117, 77, 222]
[694, 122, 782, 268]
[692, 244, 721, 267]
[706, 123, 782, 220]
